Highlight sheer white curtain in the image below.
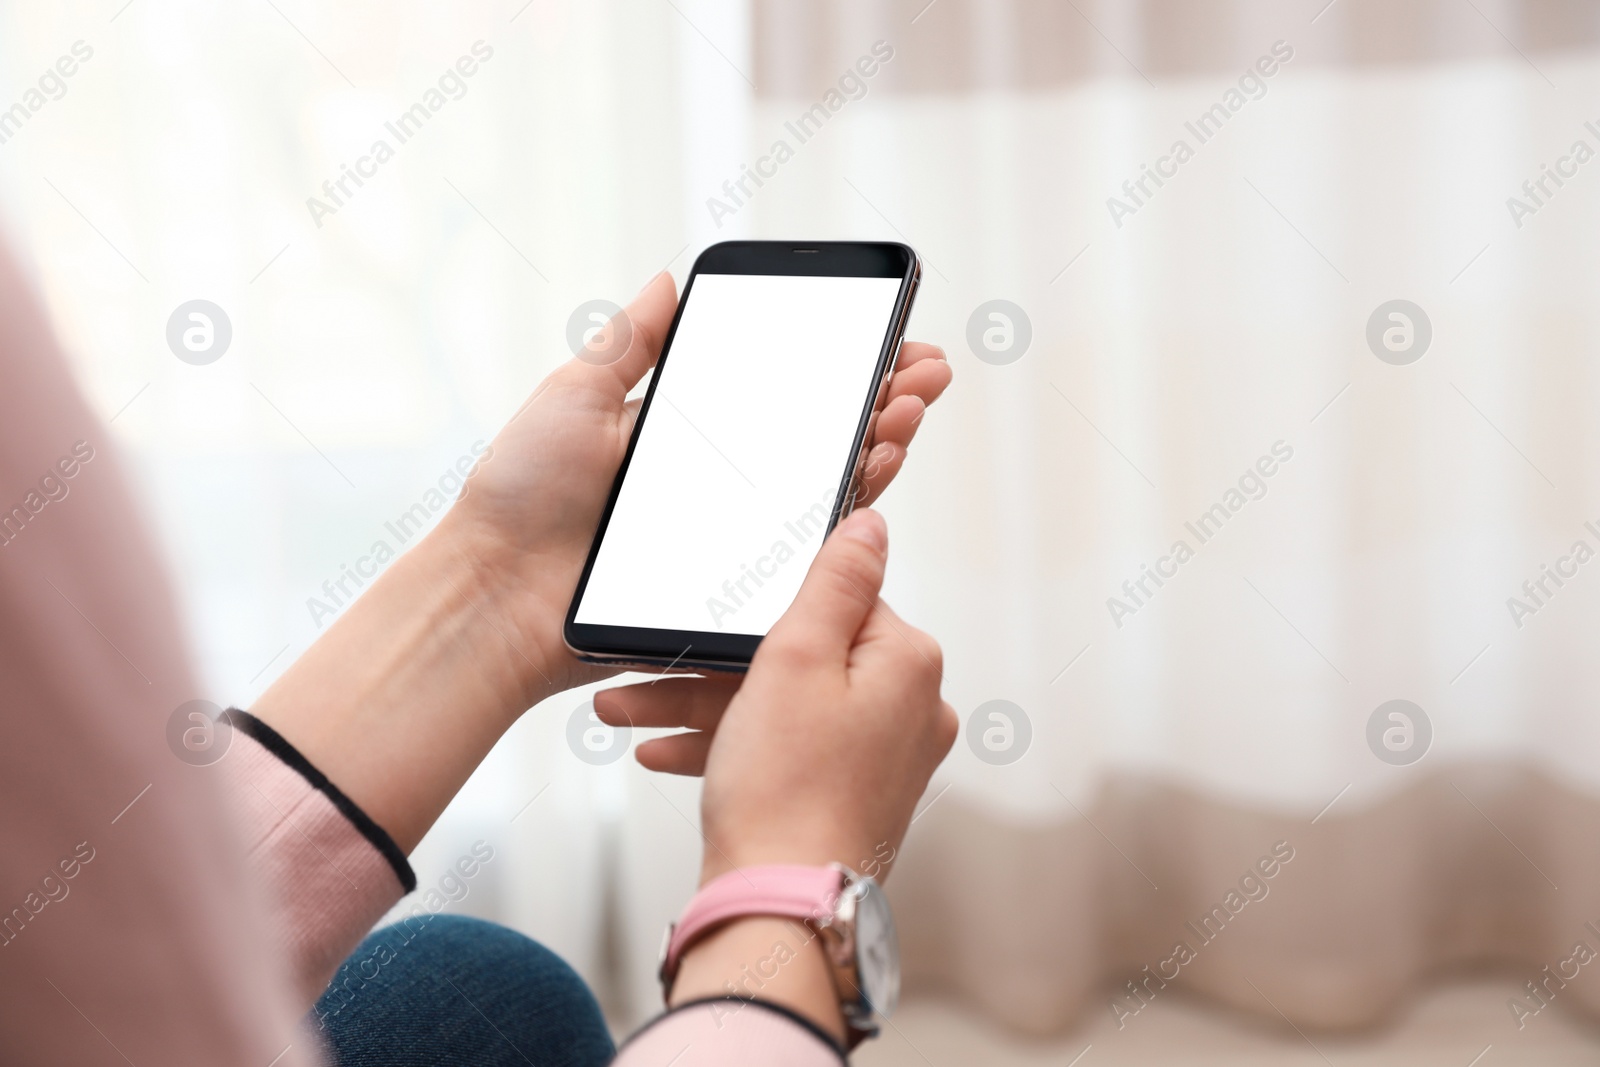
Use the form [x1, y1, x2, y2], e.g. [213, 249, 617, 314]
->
[624, 0, 1600, 1036]
[9, 0, 1600, 1038]
[707, 0, 1600, 1036]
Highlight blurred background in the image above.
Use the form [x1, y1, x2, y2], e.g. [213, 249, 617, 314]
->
[5, 0, 1600, 1061]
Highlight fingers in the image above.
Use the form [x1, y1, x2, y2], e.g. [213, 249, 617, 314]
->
[595, 676, 739, 777]
[593, 674, 740, 731]
[883, 348, 951, 414]
[875, 392, 929, 449]
[635, 732, 714, 776]
[569, 271, 679, 400]
[896, 341, 947, 368]
[849, 441, 904, 509]
[765, 508, 888, 662]
[847, 347, 950, 508]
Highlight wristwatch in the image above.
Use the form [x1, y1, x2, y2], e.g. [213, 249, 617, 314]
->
[658, 863, 901, 1043]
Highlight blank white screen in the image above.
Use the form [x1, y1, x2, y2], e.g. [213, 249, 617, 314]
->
[575, 272, 903, 636]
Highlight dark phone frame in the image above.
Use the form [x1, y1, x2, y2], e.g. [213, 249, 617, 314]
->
[563, 240, 921, 673]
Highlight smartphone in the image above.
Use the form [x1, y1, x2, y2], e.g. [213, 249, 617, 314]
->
[563, 240, 921, 672]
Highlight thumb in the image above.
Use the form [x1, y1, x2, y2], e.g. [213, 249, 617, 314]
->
[571, 270, 678, 399]
[766, 509, 888, 659]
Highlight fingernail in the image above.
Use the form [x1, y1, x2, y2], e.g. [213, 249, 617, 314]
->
[839, 509, 887, 554]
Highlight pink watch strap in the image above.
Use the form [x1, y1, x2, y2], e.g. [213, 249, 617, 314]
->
[660, 865, 844, 991]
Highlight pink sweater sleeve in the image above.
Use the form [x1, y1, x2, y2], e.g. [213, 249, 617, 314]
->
[615, 999, 846, 1066]
[216, 712, 414, 1002]
[0, 240, 321, 1066]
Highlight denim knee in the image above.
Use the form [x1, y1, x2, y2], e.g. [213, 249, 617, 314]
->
[315, 914, 615, 1067]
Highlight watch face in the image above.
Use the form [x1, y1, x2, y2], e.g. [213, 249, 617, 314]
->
[853, 879, 901, 1017]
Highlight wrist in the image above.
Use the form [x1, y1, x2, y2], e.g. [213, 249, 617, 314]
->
[669, 916, 847, 1044]
[252, 513, 545, 851]
[699, 826, 880, 887]
[665, 860, 901, 1047]
[421, 510, 566, 716]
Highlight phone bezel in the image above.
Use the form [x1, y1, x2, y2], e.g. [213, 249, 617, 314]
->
[562, 240, 921, 673]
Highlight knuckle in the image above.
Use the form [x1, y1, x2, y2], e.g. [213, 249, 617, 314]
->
[764, 631, 825, 672]
[630, 312, 664, 362]
[907, 629, 943, 674]
[887, 633, 921, 667]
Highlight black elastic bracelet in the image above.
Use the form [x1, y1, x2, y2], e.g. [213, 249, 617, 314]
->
[224, 708, 417, 893]
[616, 995, 848, 1064]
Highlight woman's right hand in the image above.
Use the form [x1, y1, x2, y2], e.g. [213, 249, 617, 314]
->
[643, 508, 955, 1042]
[602, 508, 956, 886]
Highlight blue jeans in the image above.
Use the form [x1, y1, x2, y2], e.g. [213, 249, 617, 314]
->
[313, 914, 616, 1067]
